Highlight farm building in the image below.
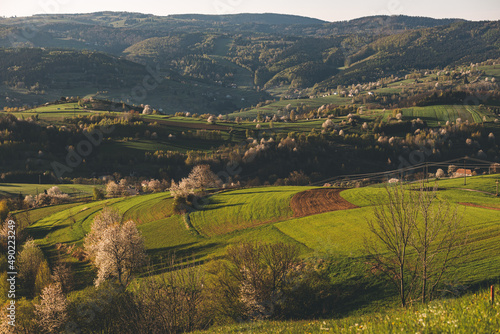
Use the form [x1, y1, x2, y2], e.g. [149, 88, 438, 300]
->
[454, 168, 472, 177]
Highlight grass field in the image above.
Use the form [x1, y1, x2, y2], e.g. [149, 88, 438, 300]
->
[227, 95, 351, 119]
[20, 175, 500, 290]
[401, 105, 495, 127]
[0, 183, 99, 198]
[193, 285, 500, 333]
[477, 64, 500, 79]
[189, 186, 312, 236]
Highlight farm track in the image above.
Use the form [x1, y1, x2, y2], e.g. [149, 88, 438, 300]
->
[459, 202, 500, 211]
[290, 188, 358, 217]
[144, 119, 231, 131]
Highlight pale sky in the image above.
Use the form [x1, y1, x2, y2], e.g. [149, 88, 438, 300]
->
[1, 0, 499, 21]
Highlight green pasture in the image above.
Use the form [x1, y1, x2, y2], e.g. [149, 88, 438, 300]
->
[401, 105, 496, 127]
[0, 183, 98, 198]
[189, 186, 312, 236]
[227, 95, 351, 119]
[19, 175, 500, 288]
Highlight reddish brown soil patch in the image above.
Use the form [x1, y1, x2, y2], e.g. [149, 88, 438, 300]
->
[459, 203, 500, 211]
[290, 188, 358, 217]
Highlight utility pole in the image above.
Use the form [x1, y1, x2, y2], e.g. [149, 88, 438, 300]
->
[425, 162, 428, 183]
[496, 179, 499, 197]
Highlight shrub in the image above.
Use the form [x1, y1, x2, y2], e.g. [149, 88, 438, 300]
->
[435, 168, 445, 179]
[0, 199, 9, 222]
[208, 242, 301, 321]
[92, 187, 105, 201]
[285, 171, 310, 186]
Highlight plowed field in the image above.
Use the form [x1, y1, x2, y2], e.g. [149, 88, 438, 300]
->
[290, 188, 358, 217]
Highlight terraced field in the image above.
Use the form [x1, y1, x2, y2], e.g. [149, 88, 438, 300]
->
[0, 183, 98, 197]
[227, 95, 351, 119]
[401, 105, 495, 126]
[18, 174, 500, 287]
[188, 186, 308, 236]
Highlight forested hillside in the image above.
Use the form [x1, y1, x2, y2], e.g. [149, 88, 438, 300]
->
[0, 12, 498, 113]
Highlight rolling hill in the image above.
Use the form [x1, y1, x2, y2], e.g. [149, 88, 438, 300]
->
[168, 13, 327, 25]
[0, 12, 498, 111]
[20, 175, 500, 289]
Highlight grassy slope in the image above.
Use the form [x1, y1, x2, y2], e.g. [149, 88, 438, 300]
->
[227, 95, 351, 119]
[0, 183, 99, 197]
[23, 175, 500, 276]
[193, 285, 500, 333]
[402, 105, 494, 127]
[189, 186, 312, 236]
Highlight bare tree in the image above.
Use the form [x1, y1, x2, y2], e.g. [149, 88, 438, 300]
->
[366, 183, 467, 306]
[211, 242, 301, 320]
[366, 184, 418, 307]
[135, 258, 208, 333]
[35, 283, 68, 334]
[410, 184, 467, 302]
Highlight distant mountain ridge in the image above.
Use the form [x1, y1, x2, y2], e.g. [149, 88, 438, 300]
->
[0, 11, 498, 112]
[0, 12, 464, 30]
[169, 13, 327, 25]
[325, 15, 462, 34]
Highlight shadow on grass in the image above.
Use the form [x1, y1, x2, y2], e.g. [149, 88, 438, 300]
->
[26, 223, 68, 240]
[198, 202, 244, 211]
[145, 241, 223, 276]
[324, 257, 398, 318]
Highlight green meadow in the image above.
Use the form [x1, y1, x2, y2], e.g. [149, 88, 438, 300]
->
[17, 175, 499, 287]
[0, 183, 98, 198]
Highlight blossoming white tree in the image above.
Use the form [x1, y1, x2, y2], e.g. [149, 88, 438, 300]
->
[93, 220, 146, 287]
[35, 283, 69, 333]
[322, 119, 334, 129]
[84, 208, 146, 287]
[170, 164, 221, 199]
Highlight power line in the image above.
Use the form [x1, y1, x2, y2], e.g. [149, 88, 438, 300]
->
[312, 156, 498, 186]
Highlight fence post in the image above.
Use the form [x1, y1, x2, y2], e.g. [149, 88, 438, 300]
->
[492, 285, 495, 306]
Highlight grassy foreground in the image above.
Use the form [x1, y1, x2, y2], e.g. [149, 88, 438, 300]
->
[193, 286, 500, 333]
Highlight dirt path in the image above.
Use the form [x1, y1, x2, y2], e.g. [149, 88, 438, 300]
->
[459, 203, 500, 211]
[290, 188, 358, 217]
[143, 118, 231, 131]
[461, 188, 496, 196]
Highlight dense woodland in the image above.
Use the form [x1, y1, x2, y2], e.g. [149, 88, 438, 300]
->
[0, 13, 498, 111]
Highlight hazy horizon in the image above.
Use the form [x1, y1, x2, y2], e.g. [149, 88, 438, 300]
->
[1, 0, 499, 22]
